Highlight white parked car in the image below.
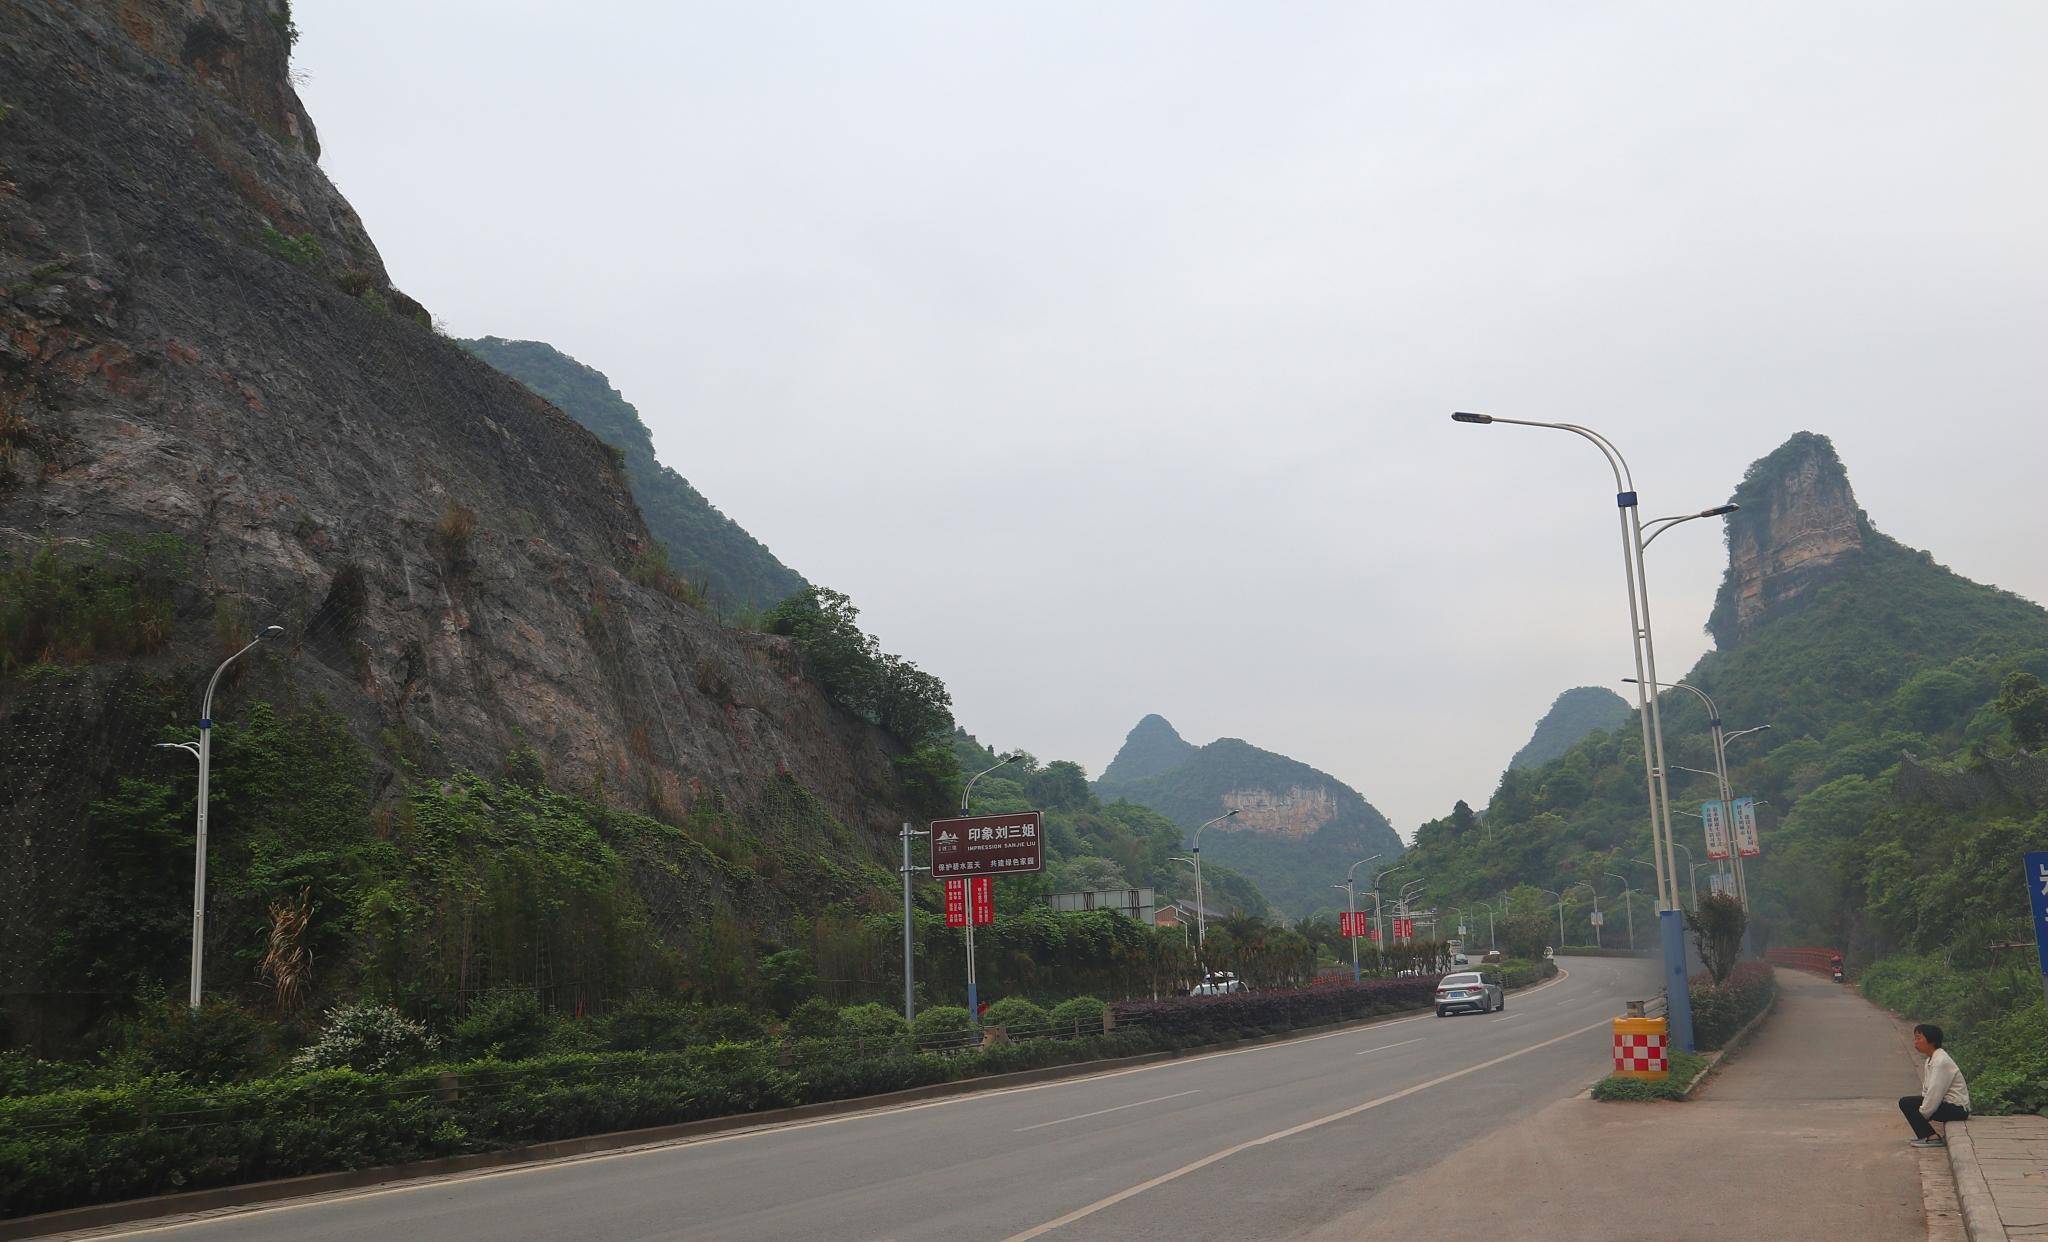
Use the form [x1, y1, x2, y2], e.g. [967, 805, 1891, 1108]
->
[1190, 972, 1247, 996]
[1434, 970, 1504, 1017]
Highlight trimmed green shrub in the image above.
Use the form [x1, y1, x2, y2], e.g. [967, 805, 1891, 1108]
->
[111, 998, 275, 1085]
[982, 998, 1048, 1035]
[835, 1003, 910, 1056]
[1689, 961, 1776, 1050]
[786, 997, 839, 1040]
[451, 989, 548, 1062]
[912, 1006, 974, 1046]
[1048, 996, 1107, 1036]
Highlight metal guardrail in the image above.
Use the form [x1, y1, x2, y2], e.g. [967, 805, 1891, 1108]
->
[1624, 990, 1668, 1019]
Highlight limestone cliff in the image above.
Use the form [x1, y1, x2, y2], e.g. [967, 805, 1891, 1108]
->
[1707, 432, 1871, 648]
[0, 0, 914, 986]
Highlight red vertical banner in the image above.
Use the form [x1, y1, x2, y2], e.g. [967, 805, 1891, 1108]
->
[972, 877, 994, 926]
[1368, 922, 1380, 942]
[944, 879, 967, 927]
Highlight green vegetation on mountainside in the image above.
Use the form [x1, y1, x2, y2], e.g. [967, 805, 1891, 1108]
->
[461, 337, 806, 613]
[1095, 717, 1402, 920]
[1510, 686, 1632, 771]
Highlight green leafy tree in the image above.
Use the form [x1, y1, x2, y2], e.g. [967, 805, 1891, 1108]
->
[1996, 672, 2048, 750]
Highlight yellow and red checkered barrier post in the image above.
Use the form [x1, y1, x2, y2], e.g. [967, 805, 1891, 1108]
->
[1612, 1016, 1669, 1080]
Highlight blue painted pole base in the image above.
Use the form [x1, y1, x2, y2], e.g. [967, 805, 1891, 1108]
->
[1660, 908, 1695, 1053]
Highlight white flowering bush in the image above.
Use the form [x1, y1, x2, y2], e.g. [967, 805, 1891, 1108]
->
[290, 1002, 440, 1073]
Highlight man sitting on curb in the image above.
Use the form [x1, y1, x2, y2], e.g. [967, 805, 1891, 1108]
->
[1900, 1022, 1971, 1148]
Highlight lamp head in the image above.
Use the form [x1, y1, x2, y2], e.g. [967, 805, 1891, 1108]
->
[1700, 504, 1739, 518]
[1450, 411, 1493, 425]
[262, 625, 284, 638]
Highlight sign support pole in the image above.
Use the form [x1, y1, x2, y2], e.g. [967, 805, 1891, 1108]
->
[2027, 852, 2048, 1015]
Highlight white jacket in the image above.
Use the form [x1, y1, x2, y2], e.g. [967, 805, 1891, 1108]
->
[1920, 1048, 1971, 1117]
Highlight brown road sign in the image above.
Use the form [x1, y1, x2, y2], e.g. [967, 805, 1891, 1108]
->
[930, 811, 1043, 879]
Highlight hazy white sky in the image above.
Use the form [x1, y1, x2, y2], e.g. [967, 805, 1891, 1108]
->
[298, 2, 2048, 835]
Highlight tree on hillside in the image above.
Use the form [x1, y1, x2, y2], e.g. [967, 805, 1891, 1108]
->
[1996, 672, 2048, 750]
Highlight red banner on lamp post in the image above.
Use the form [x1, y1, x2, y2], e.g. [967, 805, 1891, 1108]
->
[1340, 912, 1369, 938]
[945, 877, 994, 927]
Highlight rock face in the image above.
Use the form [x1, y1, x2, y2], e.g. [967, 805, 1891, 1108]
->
[461, 338, 808, 614]
[1095, 719, 1403, 919]
[1509, 686, 1632, 771]
[0, 2, 909, 855]
[1708, 432, 1871, 648]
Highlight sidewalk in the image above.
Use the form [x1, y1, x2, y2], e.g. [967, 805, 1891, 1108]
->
[1949, 1114, 2048, 1239]
[1306, 968, 1930, 1241]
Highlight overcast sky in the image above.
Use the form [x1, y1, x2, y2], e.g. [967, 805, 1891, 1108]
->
[297, 2, 2048, 836]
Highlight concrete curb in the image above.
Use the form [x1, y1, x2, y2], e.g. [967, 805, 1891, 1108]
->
[1, 973, 1571, 1240]
[1946, 1121, 2009, 1242]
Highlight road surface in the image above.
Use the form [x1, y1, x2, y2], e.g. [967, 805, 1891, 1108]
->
[74, 956, 1659, 1241]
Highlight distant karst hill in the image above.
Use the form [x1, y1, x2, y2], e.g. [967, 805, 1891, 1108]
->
[1094, 716, 1405, 919]
[462, 337, 807, 613]
[1509, 687, 1632, 770]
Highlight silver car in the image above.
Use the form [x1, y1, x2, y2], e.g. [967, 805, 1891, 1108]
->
[1434, 970, 1503, 1017]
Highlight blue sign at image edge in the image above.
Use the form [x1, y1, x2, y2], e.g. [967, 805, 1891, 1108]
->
[2026, 851, 2048, 974]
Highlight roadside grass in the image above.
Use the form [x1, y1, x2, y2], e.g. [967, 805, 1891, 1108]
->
[1591, 1050, 1710, 1101]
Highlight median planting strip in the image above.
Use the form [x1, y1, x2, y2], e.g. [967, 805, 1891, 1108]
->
[0, 968, 1571, 1239]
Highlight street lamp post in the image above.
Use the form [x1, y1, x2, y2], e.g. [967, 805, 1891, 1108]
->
[1398, 880, 1426, 944]
[1338, 854, 1381, 983]
[1629, 679, 1768, 911]
[956, 752, 1024, 1024]
[1452, 411, 1733, 1053]
[1605, 871, 1636, 950]
[1372, 863, 1407, 957]
[159, 624, 283, 1010]
[1190, 809, 1240, 964]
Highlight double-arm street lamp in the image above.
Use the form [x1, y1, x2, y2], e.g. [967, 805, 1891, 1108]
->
[1372, 863, 1408, 953]
[1398, 880, 1426, 944]
[1335, 853, 1381, 982]
[1189, 808, 1240, 961]
[1628, 679, 1770, 911]
[157, 624, 284, 1010]
[1452, 411, 1733, 1053]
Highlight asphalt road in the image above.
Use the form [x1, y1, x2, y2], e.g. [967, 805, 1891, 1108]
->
[80, 956, 1659, 1242]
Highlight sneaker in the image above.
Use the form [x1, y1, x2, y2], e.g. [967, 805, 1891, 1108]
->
[1910, 1137, 1946, 1148]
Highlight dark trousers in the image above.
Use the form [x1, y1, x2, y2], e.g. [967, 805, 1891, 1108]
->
[1899, 1095, 1968, 1139]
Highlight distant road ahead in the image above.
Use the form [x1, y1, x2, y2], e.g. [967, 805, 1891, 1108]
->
[82, 957, 1657, 1242]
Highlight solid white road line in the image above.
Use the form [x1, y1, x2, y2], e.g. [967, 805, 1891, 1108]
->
[1013, 1090, 1203, 1132]
[1352, 1039, 1424, 1057]
[1003, 1017, 1615, 1241]
[1490, 1013, 1524, 1022]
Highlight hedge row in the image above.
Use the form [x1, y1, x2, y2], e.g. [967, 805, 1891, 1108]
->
[3, 974, 1454, 1220]
[1690, 961, 1777, 1051]
[0, 1031, 1173, 1219]
[1110, 975, 1440, 1041]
